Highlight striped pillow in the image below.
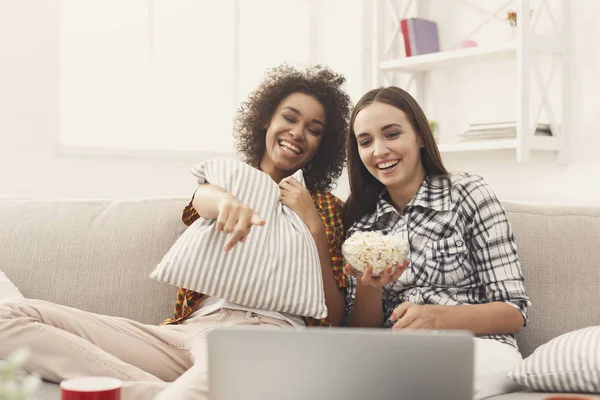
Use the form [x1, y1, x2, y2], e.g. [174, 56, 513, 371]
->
[508, 326, 600, 393]
[150, 158, 326, 319]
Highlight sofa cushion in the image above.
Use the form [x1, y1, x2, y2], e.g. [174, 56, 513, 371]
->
[508, 326, 600, 394]
[0, 198, 186, 324]
[503, 203, 600, 357]
[151, 159, 327, 319]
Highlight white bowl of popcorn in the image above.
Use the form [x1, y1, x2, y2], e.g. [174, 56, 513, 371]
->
[342, 231, 409, 276]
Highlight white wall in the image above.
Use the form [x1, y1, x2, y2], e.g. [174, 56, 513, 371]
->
[430, 0, 600, 206]
[0, 0, 369, 200]
[0, 1, 198, 199]
[1, 0, 599, 205]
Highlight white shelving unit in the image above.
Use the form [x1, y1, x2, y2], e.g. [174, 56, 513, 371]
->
[379, 42, 518, 72]
[372, 0, 570, 163]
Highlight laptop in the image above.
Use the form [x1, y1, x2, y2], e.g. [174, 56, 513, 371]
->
[208, 327, 474, 400]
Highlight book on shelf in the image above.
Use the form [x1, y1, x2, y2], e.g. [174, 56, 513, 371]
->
[400, 18, 440, 57]
[468, 121, 516, 130]
[535, 123, 552, 135]
[459, 122, 554, 141]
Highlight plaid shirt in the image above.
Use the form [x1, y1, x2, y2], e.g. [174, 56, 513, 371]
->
[162, 188, 346, 327]
[345, 173, 531, 348]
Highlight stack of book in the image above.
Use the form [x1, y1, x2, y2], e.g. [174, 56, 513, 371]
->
[459, 121, 553, 141]
[400, 18, 440, 57]
[535, 123, 553, 136]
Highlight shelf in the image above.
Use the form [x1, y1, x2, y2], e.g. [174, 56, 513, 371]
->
[437, 139, 517, 153]
[379, 42, 517, 73]
[372, 0, 569, 163]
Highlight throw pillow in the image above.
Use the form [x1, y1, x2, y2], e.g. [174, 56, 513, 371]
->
[508, 326, 600, 393]
[0, 270, 24, 302]
[150, 158, 326, 319]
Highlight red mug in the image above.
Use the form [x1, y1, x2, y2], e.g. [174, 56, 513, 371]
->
[60, 377, 121, 400]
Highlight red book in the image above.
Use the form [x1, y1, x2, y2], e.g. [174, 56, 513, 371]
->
[400, 19, 412, 57]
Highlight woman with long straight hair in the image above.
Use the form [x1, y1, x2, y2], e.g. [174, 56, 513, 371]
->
[343, 86, 531, 400]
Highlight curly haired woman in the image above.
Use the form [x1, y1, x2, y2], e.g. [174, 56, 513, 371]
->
[0, 64, 352, 399]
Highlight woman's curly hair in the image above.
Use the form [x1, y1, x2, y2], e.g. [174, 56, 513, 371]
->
[234, 64, 351, 192]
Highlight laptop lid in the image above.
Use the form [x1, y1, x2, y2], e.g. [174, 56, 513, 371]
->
[208, 327, 474, 400]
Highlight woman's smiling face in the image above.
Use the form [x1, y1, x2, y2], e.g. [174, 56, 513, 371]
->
[260, 92, 325, 182]
[353, 101, 425, 192]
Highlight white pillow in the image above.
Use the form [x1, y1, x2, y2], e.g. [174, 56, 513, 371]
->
[0, 270, 24, 302]
[150, 158, 326, 319]
[508, 326, 600, 393]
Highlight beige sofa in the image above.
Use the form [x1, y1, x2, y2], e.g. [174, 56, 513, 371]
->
[1, 197, 598, 399]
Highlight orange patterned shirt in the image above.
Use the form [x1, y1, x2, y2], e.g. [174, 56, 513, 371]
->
[161, 188, 346, 327]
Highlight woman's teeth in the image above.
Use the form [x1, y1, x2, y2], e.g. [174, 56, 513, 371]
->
[377, 160, 399, 169]
[279, 140, 301, 155]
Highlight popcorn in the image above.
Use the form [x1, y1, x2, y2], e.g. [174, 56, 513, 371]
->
[342, 231, 408, 276]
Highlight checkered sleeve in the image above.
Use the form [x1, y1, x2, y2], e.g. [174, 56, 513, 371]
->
[304, 190, 346, 327]
[344, 276, 357, 326]
[310, 190, 346, 289]
[160, 191, 204, 325]
[181, 191, 200, 226]
[325, 193, 346, 290]
[460, 176, 531, 325]
[160, 287, 204, 325]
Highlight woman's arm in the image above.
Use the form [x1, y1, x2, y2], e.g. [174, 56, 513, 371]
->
[391, 301, 525, 334]
[278, 178, 345, 326]
[192, 184, 265, 251]
[436, 302, 525, 334]
[192, 184, 228, 219]
[310, 225, 345, 327]
[348, 284, 384, 327]
[345, 262, 409, 327]
[463, 178, 530, 330]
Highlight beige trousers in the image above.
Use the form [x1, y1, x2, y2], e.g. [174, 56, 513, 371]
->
[0, 299, 292, 399]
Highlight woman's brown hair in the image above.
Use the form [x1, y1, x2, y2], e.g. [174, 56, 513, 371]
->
[342, 86, 448, 228]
